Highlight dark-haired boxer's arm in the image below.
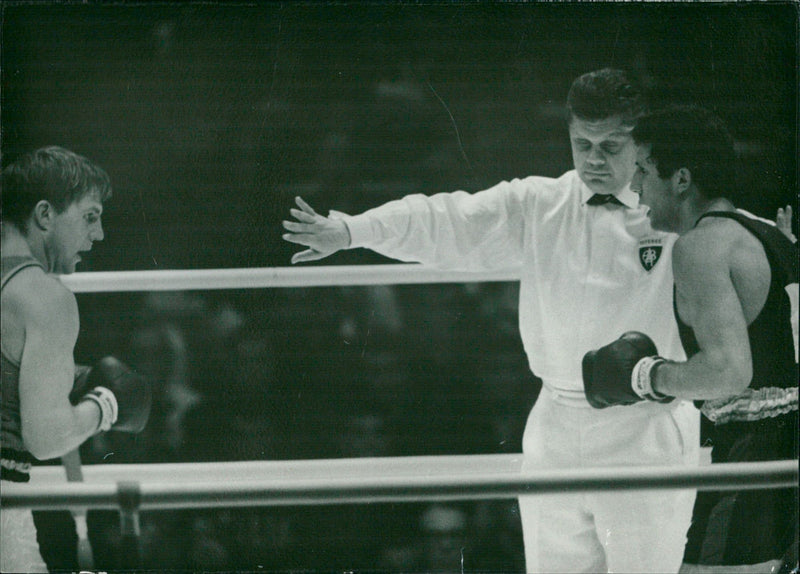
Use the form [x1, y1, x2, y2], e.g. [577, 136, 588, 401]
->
[650, 229, 753, 400]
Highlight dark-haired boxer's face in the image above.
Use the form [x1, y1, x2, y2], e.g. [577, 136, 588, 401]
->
[631, 145, 680, 232]
[570, 115, 637, 196]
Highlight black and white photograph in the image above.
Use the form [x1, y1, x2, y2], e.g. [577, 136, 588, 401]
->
[1, 2, 797, 573]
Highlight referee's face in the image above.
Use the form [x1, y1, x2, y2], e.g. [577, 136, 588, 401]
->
[569, 115, 637, 196]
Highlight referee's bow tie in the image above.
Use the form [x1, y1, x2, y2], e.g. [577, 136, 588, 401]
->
[587, 193, 625, 206]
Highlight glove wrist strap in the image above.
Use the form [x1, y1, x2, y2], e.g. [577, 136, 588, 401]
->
[80, 386, 119, 433]
[631, 357, 673, 403]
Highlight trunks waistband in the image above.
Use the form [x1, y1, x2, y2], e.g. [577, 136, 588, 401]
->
[1, 447, 33, 482]
[701, 386, 798, 424]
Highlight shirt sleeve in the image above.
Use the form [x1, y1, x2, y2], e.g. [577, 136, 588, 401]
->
[341, 179, 532, 271]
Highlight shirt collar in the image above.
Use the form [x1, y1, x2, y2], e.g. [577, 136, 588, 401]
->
[580, 183, 640, 209]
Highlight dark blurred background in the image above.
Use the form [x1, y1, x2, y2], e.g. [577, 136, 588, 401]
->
[2, 2, 797, 572]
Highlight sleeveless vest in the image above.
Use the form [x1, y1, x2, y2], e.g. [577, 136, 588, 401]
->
[674, 211, 799, 426]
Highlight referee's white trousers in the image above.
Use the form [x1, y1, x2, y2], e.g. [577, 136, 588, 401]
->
[519, 385, 700, 574]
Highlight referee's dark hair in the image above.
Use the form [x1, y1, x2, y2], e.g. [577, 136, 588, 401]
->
[566, 68, 647, 128]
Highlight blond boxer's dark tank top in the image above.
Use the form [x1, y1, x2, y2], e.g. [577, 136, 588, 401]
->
[1, 256, 45, 482]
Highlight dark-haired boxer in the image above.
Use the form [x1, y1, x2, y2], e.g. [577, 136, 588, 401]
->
[584, 105, 798, 573]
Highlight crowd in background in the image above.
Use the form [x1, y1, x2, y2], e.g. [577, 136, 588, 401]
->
[35, 281, 538, 572]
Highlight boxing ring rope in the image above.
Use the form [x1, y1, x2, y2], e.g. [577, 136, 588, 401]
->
[58, 264, 522, 292]
[6, 264, 793, 567]
[3, 457, 798, 512]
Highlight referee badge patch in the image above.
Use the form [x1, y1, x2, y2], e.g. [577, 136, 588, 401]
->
[639, 238, 663, 271]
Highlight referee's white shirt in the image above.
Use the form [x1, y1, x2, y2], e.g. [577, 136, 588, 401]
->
[342, 169, 685, 399]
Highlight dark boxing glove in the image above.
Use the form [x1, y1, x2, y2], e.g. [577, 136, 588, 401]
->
[582, 331, 673, 409]
[70, 357, 152, 433]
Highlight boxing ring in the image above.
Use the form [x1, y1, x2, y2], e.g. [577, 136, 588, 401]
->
[2, 264, 798, 567]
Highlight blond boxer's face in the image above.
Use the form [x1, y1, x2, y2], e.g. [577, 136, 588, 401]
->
[42, 191, 105, 274]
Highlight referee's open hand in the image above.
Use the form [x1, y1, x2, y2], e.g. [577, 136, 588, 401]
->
[282, 196, 351, 263]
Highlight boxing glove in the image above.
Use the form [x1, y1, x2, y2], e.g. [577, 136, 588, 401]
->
[70, 357, 152, 433]
[582, 331, 673, 409]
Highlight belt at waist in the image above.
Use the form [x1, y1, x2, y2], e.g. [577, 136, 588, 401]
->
[541, 382, 682, 413]
[541, 383, 593, 408]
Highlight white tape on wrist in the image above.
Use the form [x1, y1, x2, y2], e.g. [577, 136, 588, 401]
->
[631, 356, 672, 403]
[81, 386, 119, 432]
